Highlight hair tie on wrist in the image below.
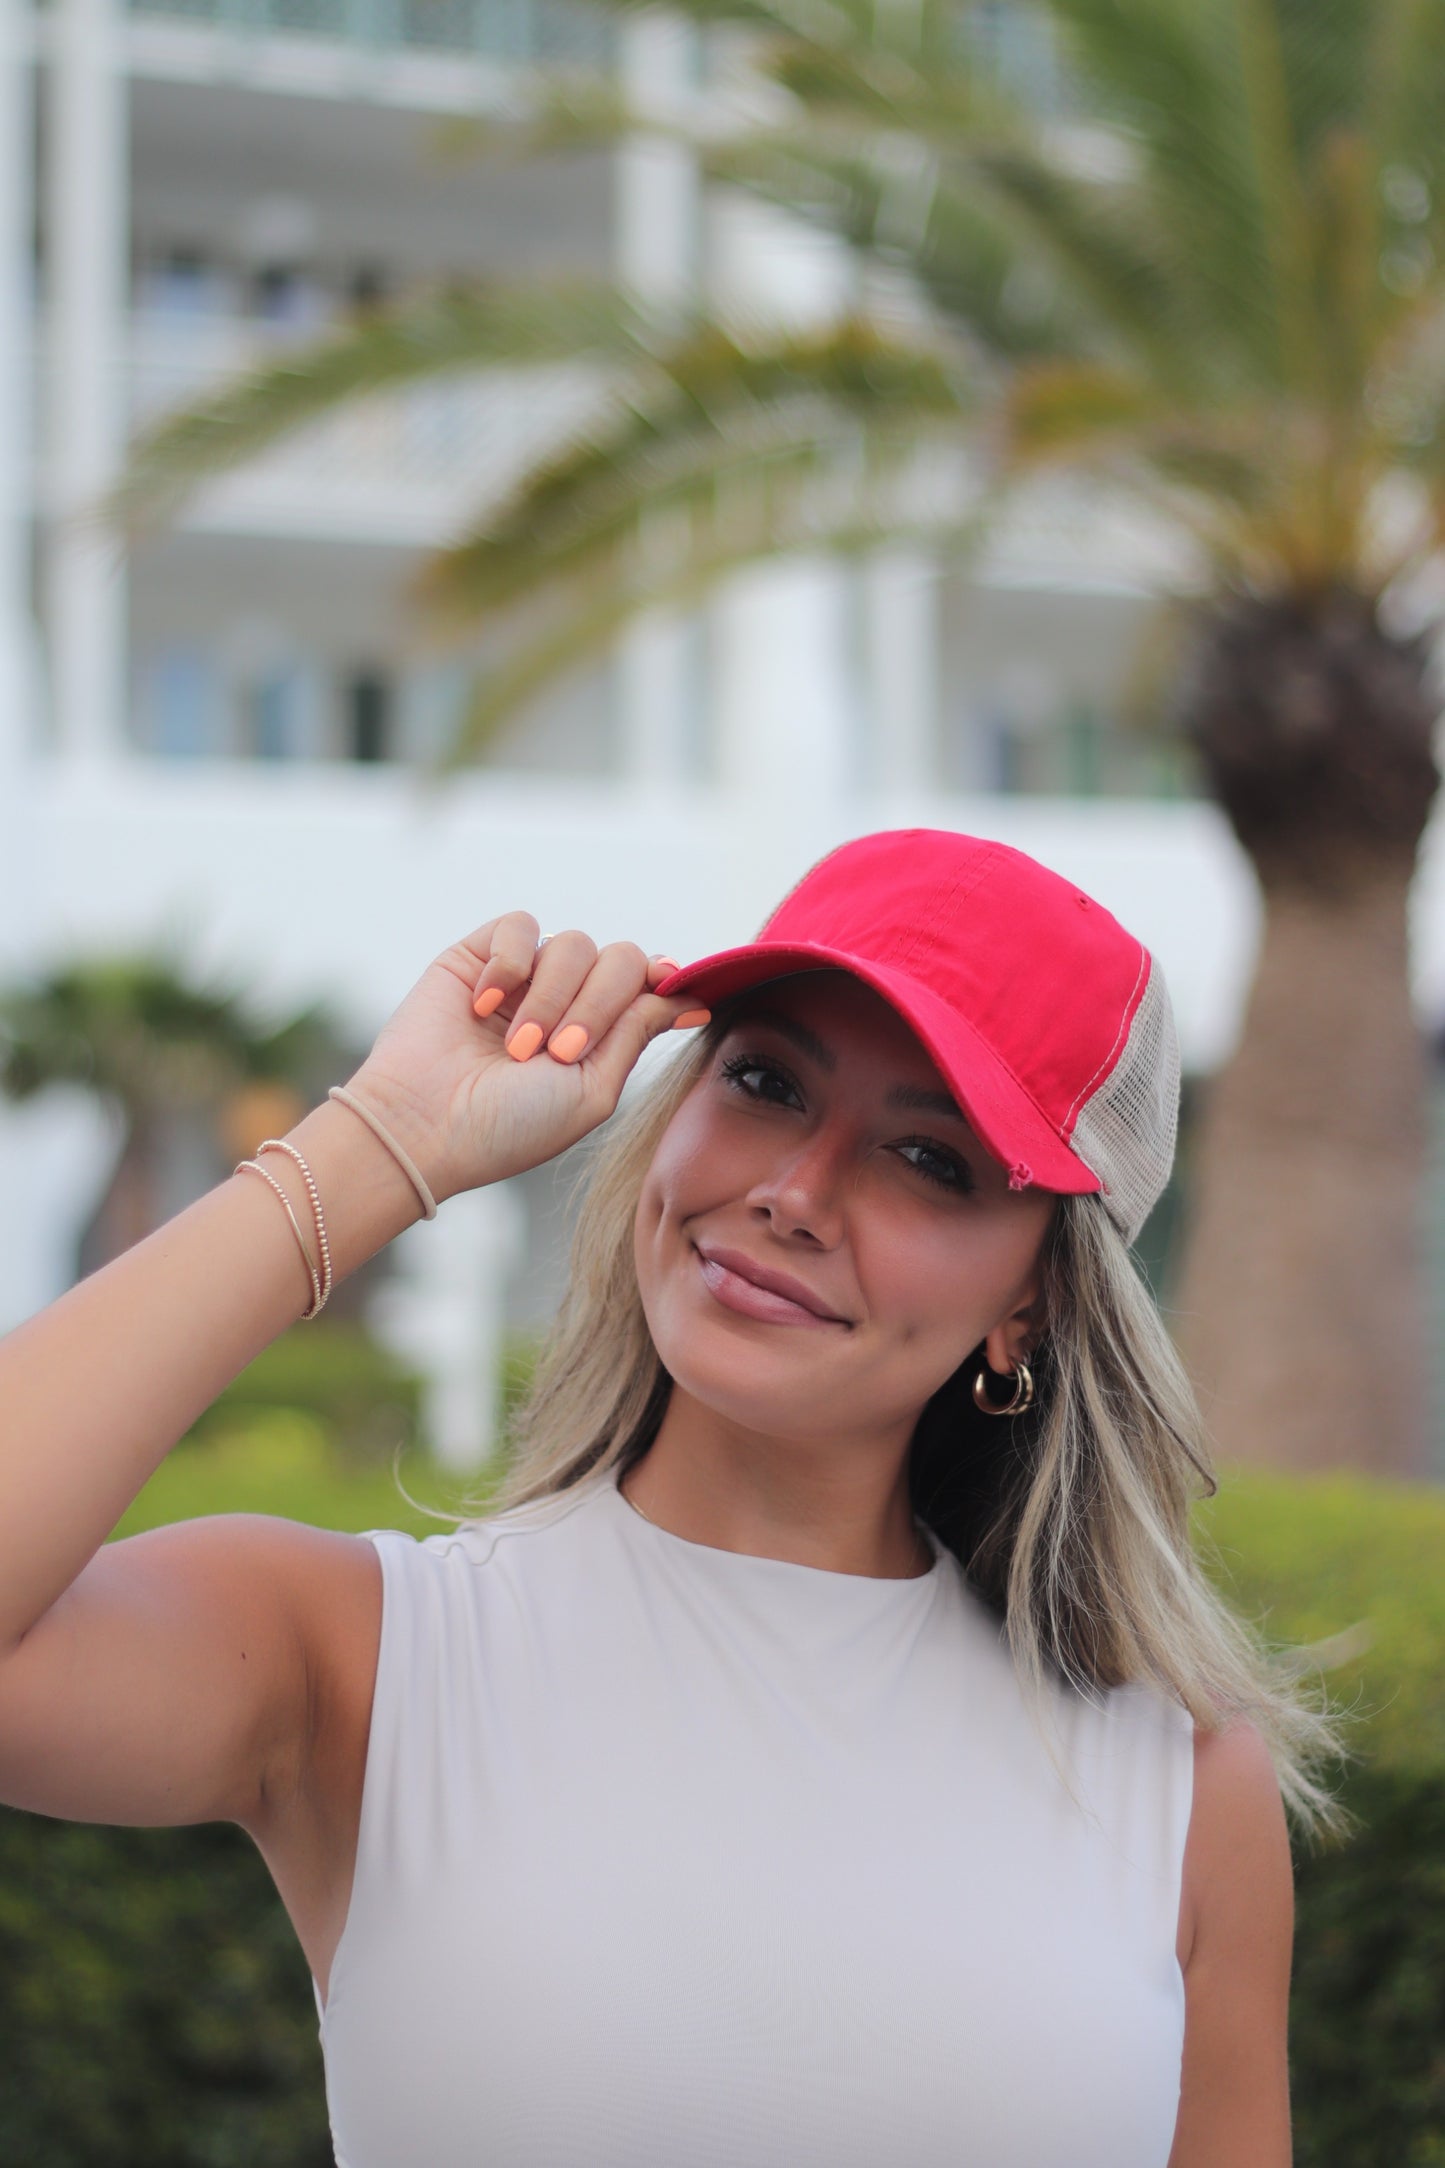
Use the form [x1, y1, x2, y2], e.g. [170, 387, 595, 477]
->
[327, 1086, 439, 1220]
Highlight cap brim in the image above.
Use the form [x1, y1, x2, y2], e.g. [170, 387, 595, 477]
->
[657, 942, 1102, 1199]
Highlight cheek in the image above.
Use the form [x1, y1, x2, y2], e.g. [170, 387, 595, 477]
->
[639, 1090, 756, 1224]
[855, 1231, 990, 1358]
[854, 1203, 1048, 1355]
[633, 1098, 725, 1285]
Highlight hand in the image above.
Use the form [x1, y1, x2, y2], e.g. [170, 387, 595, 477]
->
[340, 912, 709, 1205]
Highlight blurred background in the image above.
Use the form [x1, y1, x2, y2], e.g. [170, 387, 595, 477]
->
[1, 0, 1443, 2161]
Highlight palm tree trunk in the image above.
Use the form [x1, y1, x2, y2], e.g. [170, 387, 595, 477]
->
[1172, 861, 1433, 1475]
[1170, 586, 1440, 1476]
[76, 1116, 159, 1281]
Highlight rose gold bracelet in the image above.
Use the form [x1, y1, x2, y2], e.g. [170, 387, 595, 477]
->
[232, 1087, 436, 1323]
[234, 1154, 327, 1318]
[254, 1137, 334, 1314]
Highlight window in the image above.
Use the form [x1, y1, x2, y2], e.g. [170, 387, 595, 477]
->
[348, 671, 393, 763]
[244, 666, 303, 761]
[140, 648, 224, 759]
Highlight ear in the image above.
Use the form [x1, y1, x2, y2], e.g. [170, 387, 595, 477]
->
[982, 1265, 1049, 1378]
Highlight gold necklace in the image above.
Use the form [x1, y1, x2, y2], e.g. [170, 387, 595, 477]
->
[620, 1476, 933, 1580]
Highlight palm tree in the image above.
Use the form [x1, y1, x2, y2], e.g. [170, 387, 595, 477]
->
[106, 0, 1445, 1477]
[0, 946, 371, 1311]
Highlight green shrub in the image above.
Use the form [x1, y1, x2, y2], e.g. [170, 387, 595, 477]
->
[113, 1410, 491, 1543]
[0, 1816, 332, 2168]
[1291, 1763, 1445, 2168]
[179, 1320, 427, 1471]
[1193, 1464, 1445, 1773]
[1191, 1465, 1445, 2164]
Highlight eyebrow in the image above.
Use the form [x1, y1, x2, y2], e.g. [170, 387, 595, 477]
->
[726, 1002, 970, 1125]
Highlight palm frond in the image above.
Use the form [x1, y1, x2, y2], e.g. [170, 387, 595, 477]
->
[431, 78, 694, 171]
[410, 458, 988, 788]
[1037, 0, 1289, 382]
[957, 140, 1218, 390]
[1377, 305, 1445, 528]
[693, 127, 1073, 359]
[409, 315, 975, 624]
[106, 282, 661, 536]
[433, 0, 1015, 169]
[517, 0, 881, 48]
[1003, 357, 1167, 461]
[1367, 0, 1445, 266]
[1231, 0, 1320, 385]
[1267, 0, 1386, 164]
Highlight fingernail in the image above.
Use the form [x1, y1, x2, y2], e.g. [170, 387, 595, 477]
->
[549, 1023, 588, 1063]
[673, 1008, 711, 1030]
[507, 1020, 544, 1062]
[653, 955, 682, 973]
[473, 986, 505, 1018]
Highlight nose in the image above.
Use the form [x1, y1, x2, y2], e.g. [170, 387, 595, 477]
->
[743, 1124, 854, 1244]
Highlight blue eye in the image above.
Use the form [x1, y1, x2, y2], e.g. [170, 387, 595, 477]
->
[718, 1050, 975, 1195]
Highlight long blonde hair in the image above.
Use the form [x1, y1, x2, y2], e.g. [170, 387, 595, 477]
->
[433, 1008, 1362, 1848]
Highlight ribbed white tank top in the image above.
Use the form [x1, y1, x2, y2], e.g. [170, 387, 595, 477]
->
[314, 1465, 1193, 2167]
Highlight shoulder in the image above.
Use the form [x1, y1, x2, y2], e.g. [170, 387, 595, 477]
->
[1181, 1716, 1294, 1976]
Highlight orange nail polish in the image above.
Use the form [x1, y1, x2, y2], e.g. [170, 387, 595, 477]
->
[474, 985, 505, 1018]
[507, 1020, 544, 1061]
[653, 955, 682, 973]
[673, 1008, 711, 1030]
[549, 1023, 588, 1063]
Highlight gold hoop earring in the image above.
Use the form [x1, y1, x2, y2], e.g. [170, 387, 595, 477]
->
[972, 1358, 1034, 1417]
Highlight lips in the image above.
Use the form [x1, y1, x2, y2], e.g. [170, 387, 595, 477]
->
[694, 1243, 851, 1327]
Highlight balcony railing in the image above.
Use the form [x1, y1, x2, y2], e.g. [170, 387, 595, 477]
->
[124, 0, 613, 71]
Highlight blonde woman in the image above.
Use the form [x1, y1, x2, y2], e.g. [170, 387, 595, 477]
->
[0, 828, 1349, 2167]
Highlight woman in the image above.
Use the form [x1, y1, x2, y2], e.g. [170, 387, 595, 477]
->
[0, 827, 1349, 2167]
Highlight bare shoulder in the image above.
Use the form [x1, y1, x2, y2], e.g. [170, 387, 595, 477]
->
[1169, 1716, 1295, 2168]
[0, 1508, 382, 1837]
[1178, 1716, 1294, 1978]
[240, 1520, 383, 2006]
[161, 1511, 386, 1827]
[249, 1518, 384, 1818]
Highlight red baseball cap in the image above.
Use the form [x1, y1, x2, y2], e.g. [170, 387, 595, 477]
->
[655, 828, 1179, 1243]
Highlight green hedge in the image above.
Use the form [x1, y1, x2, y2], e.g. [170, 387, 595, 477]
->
[0, 1818, 332, 2168]
[1291, 1765, 1445, 2168]
[178, 1320, 429, 1471]
[1190, 1465, 1445, 1773]
[2, 1442, 1442, 2164]
[113, 1413, 485, 1544]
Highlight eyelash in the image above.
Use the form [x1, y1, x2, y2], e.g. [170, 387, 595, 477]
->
[718, 1050, 976, 1196]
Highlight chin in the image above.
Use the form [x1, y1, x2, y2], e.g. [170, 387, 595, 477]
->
[656, 1332, 844, 1431]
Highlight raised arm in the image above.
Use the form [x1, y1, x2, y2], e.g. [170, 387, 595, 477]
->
[0, 1091, 427, 1826]
[0, 916, 704, 1835]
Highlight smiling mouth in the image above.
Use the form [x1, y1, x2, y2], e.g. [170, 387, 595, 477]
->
[693, 1248, 850, 1329]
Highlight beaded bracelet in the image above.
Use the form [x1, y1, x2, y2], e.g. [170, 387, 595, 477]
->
[234, 1149, 329, 1318]
[234, 1084, 438, 1321]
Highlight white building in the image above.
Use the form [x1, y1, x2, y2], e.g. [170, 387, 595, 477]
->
[3, 0, 1444, 1471]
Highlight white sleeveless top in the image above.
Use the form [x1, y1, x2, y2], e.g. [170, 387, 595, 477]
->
[314, 1467, 1194, 2167]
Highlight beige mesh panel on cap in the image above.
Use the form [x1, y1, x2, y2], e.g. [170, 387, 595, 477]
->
[1068, 957, 1181, 1246]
